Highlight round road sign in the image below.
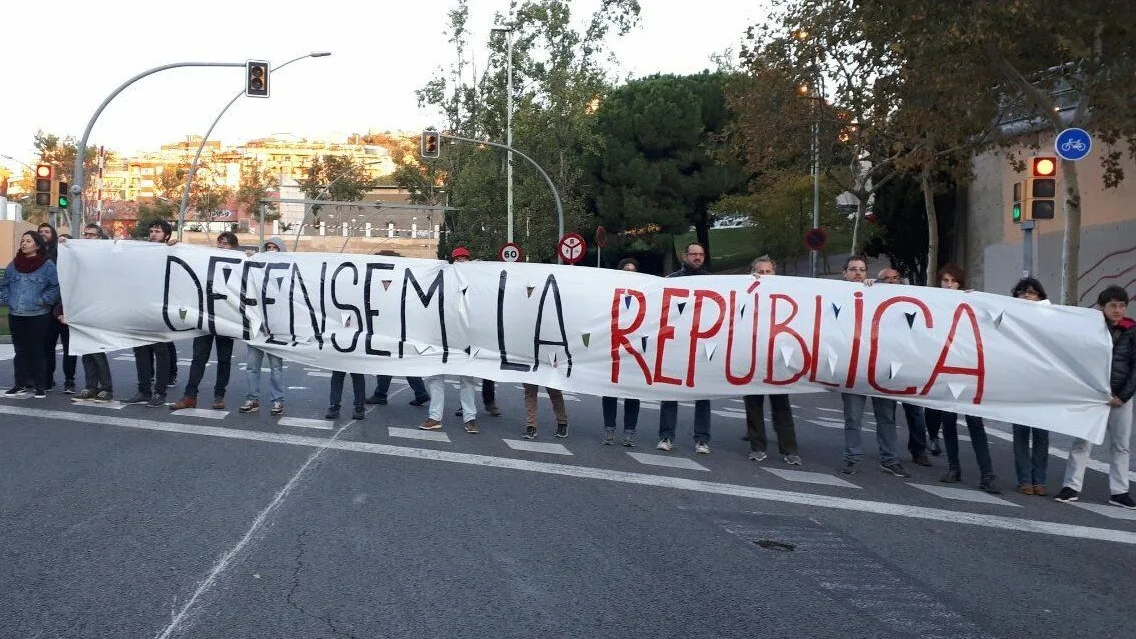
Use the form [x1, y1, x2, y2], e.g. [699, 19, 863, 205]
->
[804, 227, 828, 251]
[595, 225, 607, 248]
[498, 242, 523, 262]
[557, 232, 587, 264]
[1055, 127, 1091, 162]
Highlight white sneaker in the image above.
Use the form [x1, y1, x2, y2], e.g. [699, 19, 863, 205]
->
[656, 438, 674, 452]
[695, 441, 711, 455]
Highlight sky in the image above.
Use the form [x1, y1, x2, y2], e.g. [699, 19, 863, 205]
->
[0, 0, 770, 169]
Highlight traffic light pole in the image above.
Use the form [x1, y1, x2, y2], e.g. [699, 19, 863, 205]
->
[438, 133, 565, 264]
[1021, 220, 1035, 277]
[71, 61, 248, 230]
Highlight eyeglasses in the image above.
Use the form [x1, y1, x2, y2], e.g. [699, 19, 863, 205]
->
[845, 267, 867, 273]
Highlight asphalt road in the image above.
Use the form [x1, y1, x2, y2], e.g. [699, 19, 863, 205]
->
[1, 339, 1134, 639]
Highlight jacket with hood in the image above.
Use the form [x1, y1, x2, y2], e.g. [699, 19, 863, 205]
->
[264, 237, 287, 252]
[1109, 316, 1136, 403]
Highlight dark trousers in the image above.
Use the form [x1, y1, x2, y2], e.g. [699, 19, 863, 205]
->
[482, 379, 496, 405]
[10, 313, 53, 391]
[134, 342, 172, 395]
[901, 403, 929, 458]
[183, 334, 234, 399]
[331, 372, 366, 409]
[744, 394, 798, 455]
[44, 320, 77, 386]
[81, 353, 113, 393]
[659, 399, 711, 443]
[167, 342, 178, 381]
[373, 375, 429, 402]
[928, 409, 994, 477]
[602, 396, 641, 432]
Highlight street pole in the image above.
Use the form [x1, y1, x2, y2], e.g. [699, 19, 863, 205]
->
[810, 116, 820, 278]
[71, 61, 248, 229]
[491, 25, 516, 243]
[177, 52, 331, 241]
[440, 133, 564, 263]
[1021, 220, 1035, 277]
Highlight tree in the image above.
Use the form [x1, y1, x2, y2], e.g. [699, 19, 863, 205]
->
[298, 154, 372, 225]
[236, 158, 280, 222]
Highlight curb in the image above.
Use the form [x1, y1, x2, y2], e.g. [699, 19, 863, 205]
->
[0, 335, 11, 344]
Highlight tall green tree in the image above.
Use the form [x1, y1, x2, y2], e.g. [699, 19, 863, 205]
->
[236, 158, 280, 222]
[298, 154, 372, 224]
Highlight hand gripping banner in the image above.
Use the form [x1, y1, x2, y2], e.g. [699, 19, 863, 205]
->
[58, 241, 1113, 442]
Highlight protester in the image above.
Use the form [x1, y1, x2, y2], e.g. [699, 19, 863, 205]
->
[1009, 277, 1052, 495]
[657, 242, 713, 454]
[0, 231, 60, 398]
[36, 223, 77, 392]
[123, 220, 178, 407]
[522, 384, 569, 440]
[60, 225, 115, 402]
[449, 246, 503, 419]
[326, 371, 366, 421]
[602, 257, 643, 446]
[1055, 285, 1135, 509]
[927, 263, 1000, 493]
[368, 375, 430, 406]
[239, 237, 288, 416]
[170, 231, 241, 410]
[744, 256, 801, 464]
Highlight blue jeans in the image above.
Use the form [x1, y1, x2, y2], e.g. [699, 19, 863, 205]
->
[931, 409, 994, 477]
[841, 393, 899, 464]
[602, 397, 641, 432]
[244, 346, 284, 402]
[901, 403, 929, 458]
[658, 400, 711, 443]
[1012, 424, 1049, 486]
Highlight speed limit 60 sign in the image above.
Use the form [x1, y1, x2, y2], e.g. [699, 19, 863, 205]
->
[498, 242, 523, 262]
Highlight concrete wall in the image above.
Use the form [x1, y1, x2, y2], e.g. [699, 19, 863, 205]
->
[965, 129, 1136, 306]
[0, 220, 36, 262]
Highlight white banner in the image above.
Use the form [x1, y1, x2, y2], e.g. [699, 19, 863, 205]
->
[58, 241, 1113, 442]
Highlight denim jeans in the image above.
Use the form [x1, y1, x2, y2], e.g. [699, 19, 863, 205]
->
[183, 334, 234, 399]
[602, 397, 641, 432]
[901, 403, 929, 458]
[1012, 424, 1049, 486]
[744, 394, 797, 455]
[244, 346, 284, 402]
[658, 399, 711, 443]
[373, 375, 429, 402]
[933, 409, 994, 477]
[427, 375, 477, 422]
[841, 393, 899, 464]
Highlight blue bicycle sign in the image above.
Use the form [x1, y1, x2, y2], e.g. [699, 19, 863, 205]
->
[1055, 128, 1092, 161]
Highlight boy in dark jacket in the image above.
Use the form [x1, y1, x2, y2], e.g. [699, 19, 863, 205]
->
[1055, 285, 1136, 509]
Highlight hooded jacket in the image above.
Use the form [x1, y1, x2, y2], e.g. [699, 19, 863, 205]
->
[264, 237, 287, 252]
[1109, 316, 1136, 403]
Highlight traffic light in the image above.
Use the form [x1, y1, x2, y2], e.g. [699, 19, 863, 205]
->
[57, 182, 70, 209]
[245, 60, 270, 98]
[1011, 180, 1023, 223]
[421, 131, 440, 159]
[35, 164, 52, 206]
[1025, 156, 1057, 220]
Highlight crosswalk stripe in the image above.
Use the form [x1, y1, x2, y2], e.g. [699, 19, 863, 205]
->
[503, 439, 573, 455]
[389, 427, 450, 443]
[277, 417, 333, 431]
[907, 483, 1019, 507]
[625, 452, 709, 472]
[763, 467, 861, 489]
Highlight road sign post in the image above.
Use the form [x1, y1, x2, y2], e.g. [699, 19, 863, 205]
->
[804, 228, 828, 253]
[557, 232, 586, 265]
[594, 226, 607, 267]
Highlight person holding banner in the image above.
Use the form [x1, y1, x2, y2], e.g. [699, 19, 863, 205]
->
[449, 246, 504, 420]
[123, 220, 177, 407]
[421, 246, 482, 434]
[37, 223, 77, 393]
[657, 242, 713, 455]
[1009, 278, 1052, 496]
[63, 225, 115, 402]
[0, 231, 60, 398]
[239, 237, 288, 416]
[1055, 285, 1136, 509]
[326, 371, 367, 421]
[603, 257, 643, 446]
[744, 256, 801, 464]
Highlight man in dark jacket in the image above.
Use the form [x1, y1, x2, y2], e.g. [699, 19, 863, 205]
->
[656, 242, 713, 455]
[1056, 285, 1136, 509]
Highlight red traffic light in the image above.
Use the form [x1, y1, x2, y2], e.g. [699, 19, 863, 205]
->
[36, 164, 52, 179]
[1031, 156, 1057, 177]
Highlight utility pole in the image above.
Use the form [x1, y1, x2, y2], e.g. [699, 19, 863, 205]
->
[491, 24, 515, 243]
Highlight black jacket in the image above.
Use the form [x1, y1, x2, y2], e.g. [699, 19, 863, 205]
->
[666, 264, 711, 279]
[1109, 317, 1136, 403]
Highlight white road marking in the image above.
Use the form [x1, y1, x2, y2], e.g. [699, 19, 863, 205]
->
[763, 467, 861, 489]
[626, 452, 710, 472]
[306, 372, 332, 378]
[1069, 502, 1136, 521]
[0, 345, 15, 362]
[711, 410, 744, 419]
[502, 439, 573, 455]
[277, 417, 333, 431]
[3, 404, 1136, 545]
[815, 407, 842, 413]
[285, 386, 308, 390]
[806, 419, 844, 429]
[389, 427, 451, 443]
[907, 483, 1019, 507]
[70, 399, 127, 410]
[169, 408, 229, 420]
[113, 355, 135, 361]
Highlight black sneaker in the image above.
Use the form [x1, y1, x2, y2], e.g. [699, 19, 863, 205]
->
[365, 394, 387, 405]
[4, 386, 27, 395]
[147, 393, 167, 407]
[325, 407, 340, 420]
[979, 475, 1001, 495]
[409, 395, 429, 407]
[1054, 487, 1079, 503]
[33, 389, 47, 399]
[939, 468, 962, 483]
[522, 426, 537, 440]
[63, 381, 76, 394]
[840, 460, 858, 475]
[1109, 493, 1136, 509]
[555, 423, 569, 438]
[881, 461, 911, 478]
[352, 406, 365, 420]
[123, 392, 150, 405]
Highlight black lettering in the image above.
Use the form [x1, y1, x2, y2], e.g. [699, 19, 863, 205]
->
[261, 262, 291, 346]
[364, 262, 395, 356]
[496, 269, 531, 372]
[330, 263, 363, 353]
[205, 255, 242, 336]
[239, 261, 265, 340]
[532, 274, 573, 377]
[399, 267, 448, 362]
[163, 256, 204, 332]
[288, 262, 323, 348]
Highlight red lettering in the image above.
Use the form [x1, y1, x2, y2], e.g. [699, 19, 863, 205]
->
[808, 295, 840, 388]
[921, 303, 986, 403]
[867, 296, 933, 395]
[844, 292, 865, 387]
[725, 291, 759, 385]
[685, 289, 726, 387]
[653, 287, 688, 386]
[609, 288, 650, 384]
[764, 294, 812, 385]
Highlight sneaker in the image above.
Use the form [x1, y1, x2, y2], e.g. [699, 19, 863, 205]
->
[211, 398, 226, 410]
[169, 396, 197, 411]
[522, 425, 537, 440]
[409, 395, 429, 407]
[324, 407, 340, 420]
[912, 455, 932, 467]
[365, 394, 387, 405]
[603, 428, 615, 445]
[147, 393, 167, 407]
[465, 420, 479, 434]
[939, 468, 962, 483]
[979, 475, 1001, 494]
[93, 391, 113, 403]
[33, 389, 47, 399]
[621, 431, 637, 447]
[270, 401, 284, 416]
[63, 381, 76, 394]
[239, 399, 260, 413]
[929, 437, 942, 455]
[783, 454, 802, 466]
[4, 386, 28, 396]
[1054, 487, 1080, 503]
[485, 403, 502, 417]
[695, 441, 711, 455]
[123, 392, 150, 405]
[656, 438, 674, 452]
[1109, 493, 1136, 509]
[840, 460, 858, 475]
[73, 389, 97, 401]
[555, 423, 569, 438]
[419, 418, 443, 431]
[881, 461, 911, 478]
[748, 451, 768, 462]
[352, 406, 365, 420]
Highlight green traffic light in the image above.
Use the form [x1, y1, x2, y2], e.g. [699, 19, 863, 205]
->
[58, 196, 69, 209]
[1012, 203, 1022, 223]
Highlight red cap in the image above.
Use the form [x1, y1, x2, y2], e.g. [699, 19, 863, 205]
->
[451, 246, 471, 259]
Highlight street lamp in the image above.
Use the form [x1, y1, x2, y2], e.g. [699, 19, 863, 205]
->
[491, 24, 515, 243]
[177, 51, 332, 240]
[794, 28, 823, 278]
